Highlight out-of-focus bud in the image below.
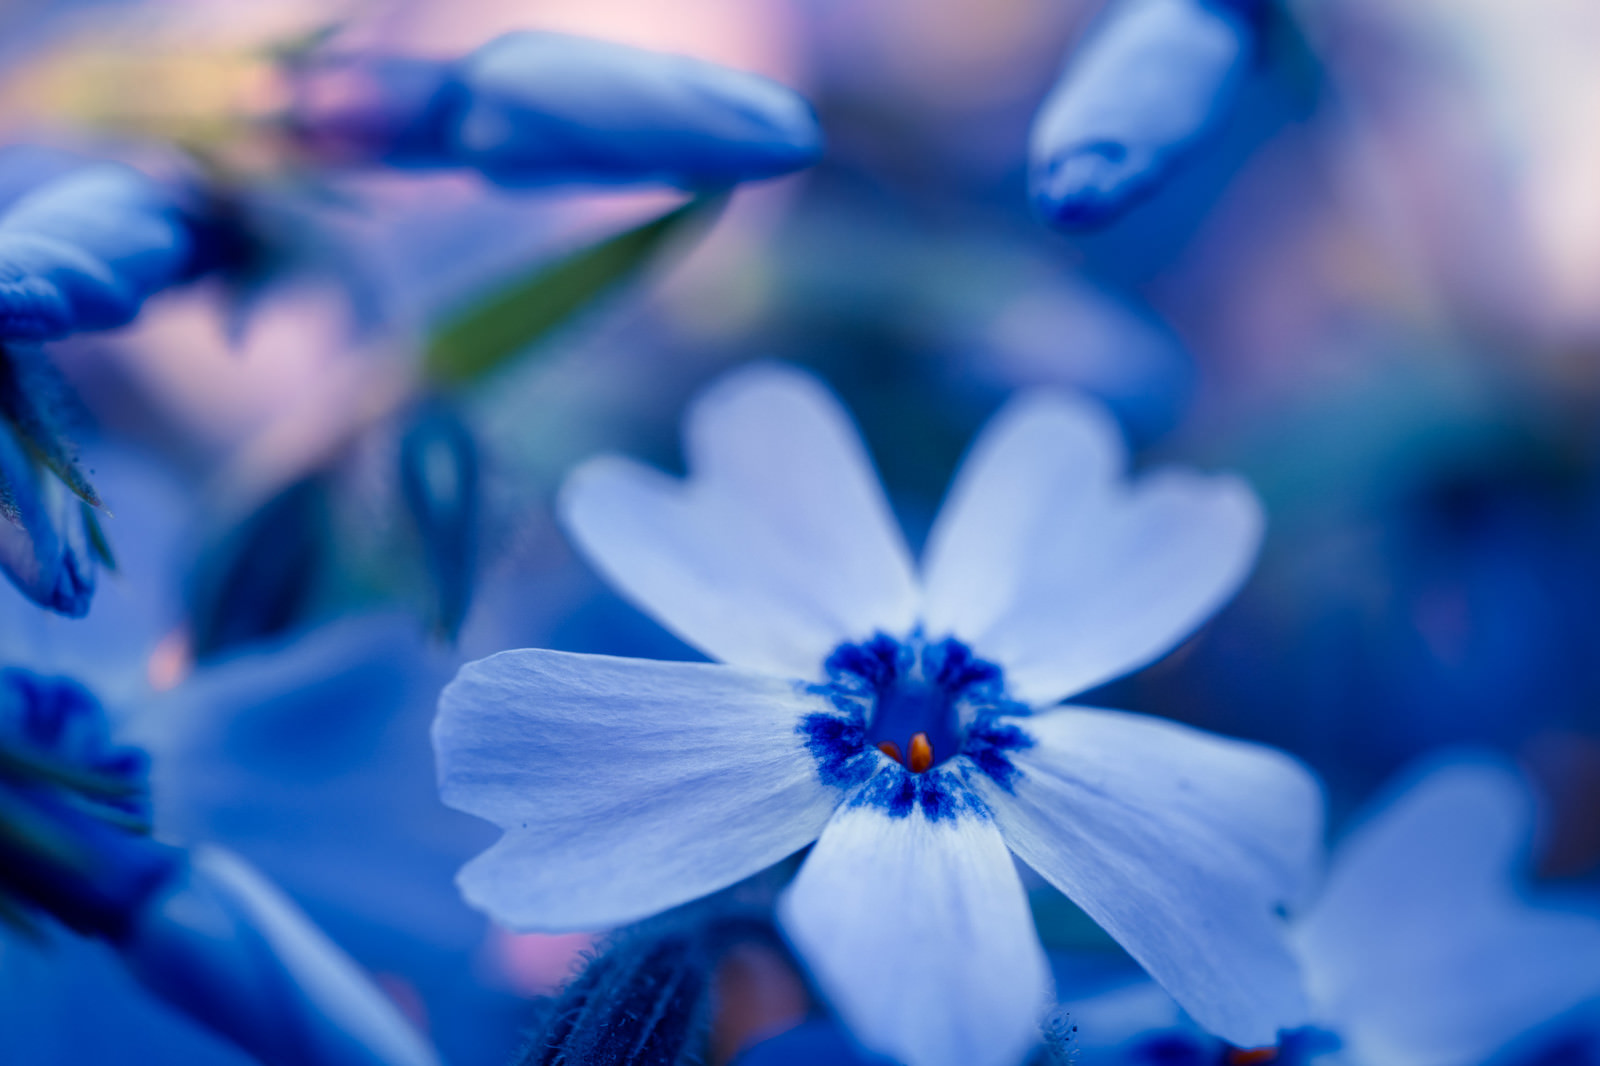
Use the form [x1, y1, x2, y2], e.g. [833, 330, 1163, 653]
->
[0, 162, 197, 341]
[289, 32, 824, 189]
[0, 416, 94, 616]
[187, 475, 328, 663]
[1029, 0, 1260, 229]
[121, 846, 441, 1066]
[399, 402, 479, 641]
[0, 668, 146, 818]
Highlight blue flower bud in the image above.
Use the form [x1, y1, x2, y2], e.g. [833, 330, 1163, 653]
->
[0, 162, 197, 341]
[0, 669, 164, 936]
[0, 416, 94, 617]
[399, 403, 479, 640]
[1029, 0, 1261, 228]
[292, 33, 824, 188]
[0, 668, 147, 819]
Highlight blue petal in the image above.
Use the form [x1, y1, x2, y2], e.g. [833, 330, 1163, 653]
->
[0, 162, 194, 341]
[971, 707, 1322, 1046]
[779, 796, 1051, 1066]
[436, 647, 842, 931]
[1029, 0, 1257, 228]
[1295, 755, 1600, 1066]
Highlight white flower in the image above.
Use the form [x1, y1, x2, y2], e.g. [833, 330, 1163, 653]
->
[1294, 757, 1600, 1066]
[1057, 756, 1600, 1066]
[434, 364, 1323, 1066]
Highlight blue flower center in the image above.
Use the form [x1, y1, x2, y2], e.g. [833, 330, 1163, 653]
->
[798, 634, 1033, 820]
[830, 635, 1011, 769]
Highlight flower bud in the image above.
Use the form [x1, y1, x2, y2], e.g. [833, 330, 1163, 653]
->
[290, 33, 823, 189]
[1029, 0, 1260, 228]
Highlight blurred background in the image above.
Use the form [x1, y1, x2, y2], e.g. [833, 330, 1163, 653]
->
[2, 0, 1600, 1062]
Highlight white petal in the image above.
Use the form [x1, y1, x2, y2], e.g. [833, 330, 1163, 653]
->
[921, 393, 1262, 706]
[435, 648, 841, 930]
[779, 790, 1051, 1066]
[559, 364, 918, 678]
[973, 707, 1322, 1046]
[1295, 757, 1600, 1066]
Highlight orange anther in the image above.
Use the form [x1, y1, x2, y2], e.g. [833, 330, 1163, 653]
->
[877, 740, 904, 765]
[1228, 1047, 1279, 1066]
[908, 732, 934, 774]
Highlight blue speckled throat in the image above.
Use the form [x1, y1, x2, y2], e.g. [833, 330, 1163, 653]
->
[798, 634, 1033, 821]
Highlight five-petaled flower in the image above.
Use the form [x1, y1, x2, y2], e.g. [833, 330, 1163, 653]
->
[434, 364, 1324, 1066]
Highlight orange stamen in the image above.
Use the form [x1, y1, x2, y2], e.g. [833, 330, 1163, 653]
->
[908, 732, 934, 774]
[877, 740, 904, 764]
[1228, 1047, 1279, 1066]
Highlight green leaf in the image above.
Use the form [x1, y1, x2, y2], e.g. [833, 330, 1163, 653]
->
[424, 196, 724, 387]
[82, 503, 118, 572]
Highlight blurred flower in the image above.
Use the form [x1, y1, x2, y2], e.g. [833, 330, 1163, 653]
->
[1059, 756, 1600, 1066]
[290, 31, 823, 188]
[1294, 756, 1600, 1066]
[0, 665, 147, 817]
[436, 364, 1323, 1066]
[1030, 0, 1261, 228]
[0, 667, 439, 1066]
[129, 614, 525, 1066]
